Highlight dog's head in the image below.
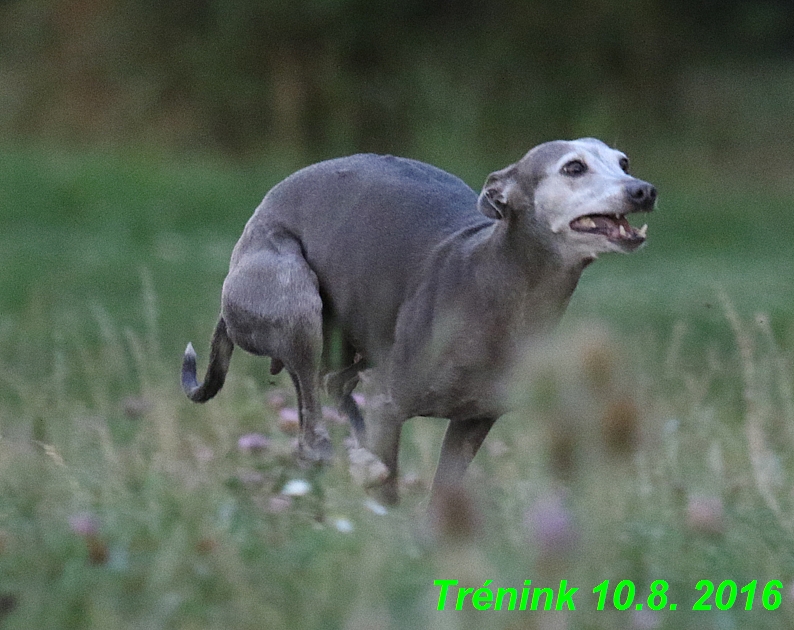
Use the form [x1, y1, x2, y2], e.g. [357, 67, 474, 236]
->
[478, 138, 656, 260]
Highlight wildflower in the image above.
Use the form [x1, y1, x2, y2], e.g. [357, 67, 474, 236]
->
[582, 339, 615, 391]
[277, 407, 300, 435]
[364, 499, 388, 516]
[281, 479, 311, 496]
[484, 438, 509, 458]
[68, 512, 108, 565]
[266, 391, 287, 410]
[237, 433, 270, 454]
[632, 608, 661, 629]
[524, 492, 578, 556]
[195, 537, 217, 555]
[68, 512, 100, 537]
[685, 494, 724, 535]
[601, 396, 640, 455]
[194, 445, 215, 462]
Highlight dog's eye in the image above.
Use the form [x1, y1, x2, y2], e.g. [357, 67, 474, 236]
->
[561, 160, 587, 177]
[619, 157, 630, 173]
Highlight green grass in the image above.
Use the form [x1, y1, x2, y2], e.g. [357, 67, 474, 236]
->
[1, 145, 794, 629]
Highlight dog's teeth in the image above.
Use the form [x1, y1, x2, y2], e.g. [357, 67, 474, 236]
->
[638, 224, 648, 237]
[618, 224, 627, 238]
[580, 217, 597, 229]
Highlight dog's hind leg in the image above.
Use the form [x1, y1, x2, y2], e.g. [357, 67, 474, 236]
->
[340, 390, 366, 446]
[276, 305, 331, 462]
[326, 352, 367, 445]
[289, 360, 332, 462]
[222, 243, 332, 462]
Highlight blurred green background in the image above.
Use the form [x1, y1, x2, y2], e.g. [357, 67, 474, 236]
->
[2, 0, 794, 355]
[3, 0, 794, 166]
[2, 2, 794, 629]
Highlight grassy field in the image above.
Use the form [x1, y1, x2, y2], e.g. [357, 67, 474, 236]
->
[1, 144, 794, 629]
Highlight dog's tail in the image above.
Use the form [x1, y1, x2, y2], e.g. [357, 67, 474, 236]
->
[182, 317, 234, 403]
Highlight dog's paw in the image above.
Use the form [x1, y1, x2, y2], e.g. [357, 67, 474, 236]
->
[347, 447, 390, 488]
[297, 430, 334, 464]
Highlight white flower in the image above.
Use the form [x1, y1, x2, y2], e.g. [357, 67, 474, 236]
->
[281, 479, 311, 496]
[364, 499, 388, 516]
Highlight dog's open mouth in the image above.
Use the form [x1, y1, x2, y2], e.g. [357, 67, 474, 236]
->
[569, 213, 648, 248]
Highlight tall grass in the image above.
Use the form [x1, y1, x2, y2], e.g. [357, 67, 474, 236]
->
[0, 280, 793, 629]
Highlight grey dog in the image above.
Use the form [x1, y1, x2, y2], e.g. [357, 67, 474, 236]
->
[182, 138, 656, 507]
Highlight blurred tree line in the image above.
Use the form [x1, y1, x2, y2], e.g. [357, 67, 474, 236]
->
[2, 0, 794, 164]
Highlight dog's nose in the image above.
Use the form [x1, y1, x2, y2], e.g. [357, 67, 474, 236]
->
[625, 181, 657, 209]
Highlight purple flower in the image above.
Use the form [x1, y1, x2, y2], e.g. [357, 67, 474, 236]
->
[69, 512, 100, 537]
[322, 406, 345, 424]
[266, 391, 287, 410]
[237, 433, 270, 454]
[525, 493, 578, 556]
[277, 407, 300, 435]
[632, 609, 662, 630]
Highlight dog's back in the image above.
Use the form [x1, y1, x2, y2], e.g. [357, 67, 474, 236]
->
[237, 154, 490, 361]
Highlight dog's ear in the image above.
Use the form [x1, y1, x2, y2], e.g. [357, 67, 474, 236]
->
[477, 168, 516, 220]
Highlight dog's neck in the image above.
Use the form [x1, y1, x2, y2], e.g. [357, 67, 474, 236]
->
[477, 218, 590, 335]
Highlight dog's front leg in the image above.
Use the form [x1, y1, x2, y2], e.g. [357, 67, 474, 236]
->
[363, 396, 405, 506]
[428, 416, 497, 511]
